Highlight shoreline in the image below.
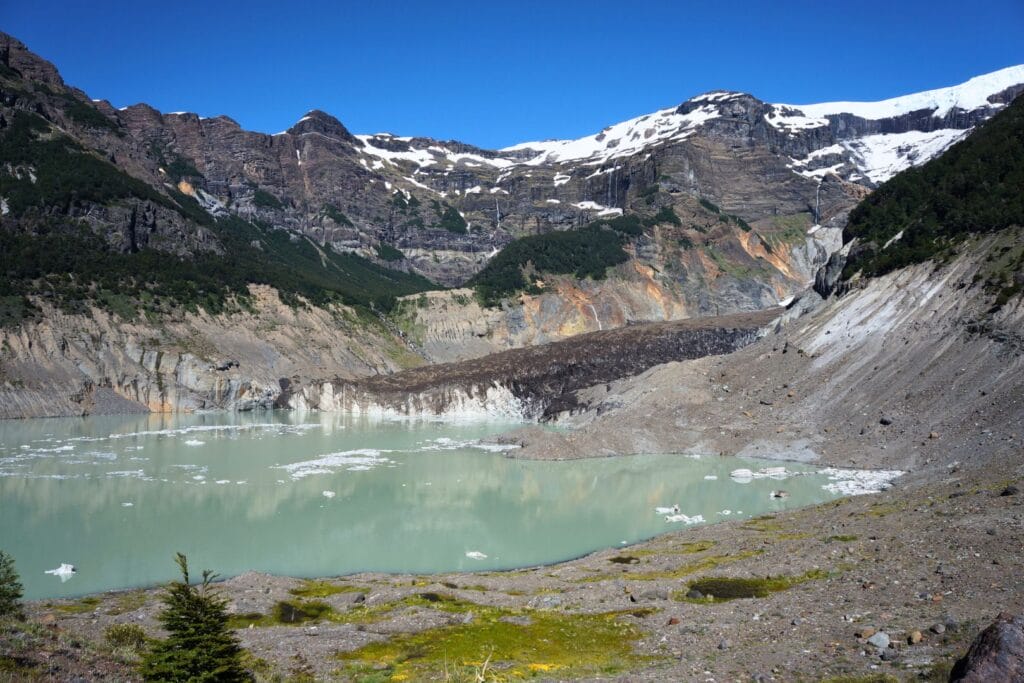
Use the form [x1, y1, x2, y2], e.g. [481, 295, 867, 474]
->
[15, 452, 1020, 681]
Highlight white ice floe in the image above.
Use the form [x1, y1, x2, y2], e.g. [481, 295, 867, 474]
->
[418, 437, 519, 453]
[819, 468, 904, 496]
[731, 466, 795, 482]
[184, 440, 205, 447]
[465, 551, 487, 560]
[703, 475, 718, 480]
[322, 490, 336, 498]
[121, 502, 134, 507]
[655, 505, 681, 515]
[730, 468, 754, 482]
[665, 513, 705, 525]
[717, 509, 732, 516]
[274, 449, 394, 480]
[45, 563, 76, 582]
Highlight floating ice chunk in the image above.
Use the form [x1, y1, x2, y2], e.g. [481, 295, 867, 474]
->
[730, 468, 754, 481]
[819, 468, 904, 496]
[760, 466, 789, 478]
[184, 440, 205, 447]
[704, 475, 718, 480]
[121, 502, 134, 507]
[665, 513, 705, 525]
[215, 480, 231, 485]
[45, 563, 76, 582]
[465, 551, 487, 560]
[718, 509, 732, 515]
[192, 475, 205, 481]
[274, 449, 394, 479]
[322, 490, 336, 498]
[655, 505, 681, 515]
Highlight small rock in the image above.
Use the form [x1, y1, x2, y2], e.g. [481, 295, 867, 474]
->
[353, 593, 366, 604]
[638, 588, 669, 601]
[931, 623, 946, 635]
[791, 618, 802, 626]
[908, 630, 923, 644]
[686, 589, 704, 600]
[718, 639, 731, 650]
[787, 390, 795, 398]
[880, 416, 894, 426]
[667, 617, 680, 626]
[881, 648, 899, 661]
[461, 612, 474, 624]
[987, 528, 998, 536]
[929, 431, 940, 439]
[1001, 485, 1020, 496]
[759, 399, 773, 406]
[856, 626, 877, 639]
[867, 632, 891, 649]
[944, 616, 961, 633]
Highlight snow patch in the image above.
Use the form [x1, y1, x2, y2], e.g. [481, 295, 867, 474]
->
[841, 129, 968, 184]
[780, 65, 1024, 120]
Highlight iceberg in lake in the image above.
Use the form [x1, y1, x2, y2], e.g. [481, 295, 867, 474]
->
[45, 563, 76, 582]
[665, 513, 705, 525]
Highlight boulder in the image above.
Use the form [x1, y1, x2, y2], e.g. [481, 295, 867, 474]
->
[950, 612, 1024, 682]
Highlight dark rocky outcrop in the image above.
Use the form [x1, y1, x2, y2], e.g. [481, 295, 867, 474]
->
[281, 309, 781, 419]
[950, 612, 1024, 682]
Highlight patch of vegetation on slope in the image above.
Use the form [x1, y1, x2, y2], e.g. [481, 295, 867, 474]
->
[0, 111, 169, 214]
[0, 112, 434, 321]
[843, 93, 1024, 280]
[469, 223, 630, 306]
[0, 216, 435, 321]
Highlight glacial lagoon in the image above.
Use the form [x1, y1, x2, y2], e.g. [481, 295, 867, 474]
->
[0, 411, 882, 600]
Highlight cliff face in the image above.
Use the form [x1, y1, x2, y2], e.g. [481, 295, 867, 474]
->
[0, 287, 420, 419]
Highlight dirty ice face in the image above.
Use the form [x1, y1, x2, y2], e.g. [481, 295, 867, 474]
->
[0, 412, 898, 600]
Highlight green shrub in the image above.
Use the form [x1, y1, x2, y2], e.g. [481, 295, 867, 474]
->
[322, 203, 353, 226]
[105, 623, 147, 650]
[251, 189, 283, 209]
[140, 553, 252, 682]
[439, 205, 468, 234]
[644, 205, 681, 227]
[596, 214, 644, 235]
[375, 243, 404, 261]
[0, 550, 23, 619]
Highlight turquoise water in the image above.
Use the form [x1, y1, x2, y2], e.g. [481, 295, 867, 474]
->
[1, 411, 845, 600]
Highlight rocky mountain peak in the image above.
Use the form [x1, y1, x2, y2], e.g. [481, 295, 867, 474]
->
[287, 109, 356, 142]
[0, 32, 64, 88]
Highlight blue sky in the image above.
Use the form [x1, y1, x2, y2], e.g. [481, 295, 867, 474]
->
[5, 1, 1022, 148]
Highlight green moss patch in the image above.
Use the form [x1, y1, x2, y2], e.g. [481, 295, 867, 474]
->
[336, 608, 656, 681]
[51, 595, 102, 614]
[577, 550, 761, 582]
[825, 535, 859, 543]
[676, 569, 829, 603]
[288, 580, 365, 599]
